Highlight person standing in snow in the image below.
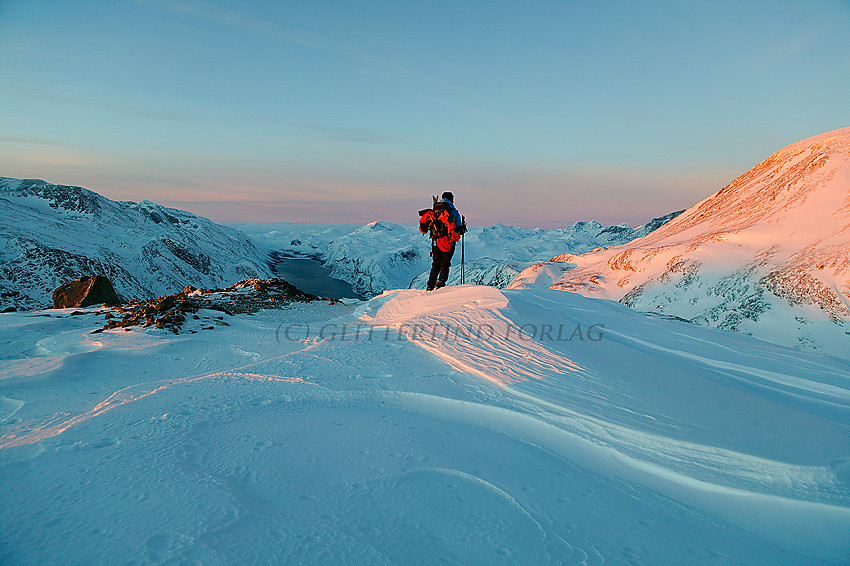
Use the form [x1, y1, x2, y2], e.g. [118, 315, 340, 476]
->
[418, 191, 466, 291]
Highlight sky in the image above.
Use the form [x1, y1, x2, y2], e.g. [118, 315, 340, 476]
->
[1, 1, 849, 229]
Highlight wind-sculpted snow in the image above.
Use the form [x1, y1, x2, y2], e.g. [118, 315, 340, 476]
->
[360, 287, 586, 386]
[1, 178, 273, 309]
[1, 286, 849, 563]
[362, 287, 850, 561]
[511, 127, 850, 358]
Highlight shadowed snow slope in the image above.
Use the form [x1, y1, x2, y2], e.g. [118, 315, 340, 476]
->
[3, 285, 848, 564]
[510, 127, 850, 358]
[0, 178, 273, 309]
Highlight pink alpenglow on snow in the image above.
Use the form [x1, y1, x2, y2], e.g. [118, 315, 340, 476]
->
[511, 127, 850, 358]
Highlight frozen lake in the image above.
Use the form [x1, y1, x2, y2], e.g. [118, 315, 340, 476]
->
[271, 257, 366, 300]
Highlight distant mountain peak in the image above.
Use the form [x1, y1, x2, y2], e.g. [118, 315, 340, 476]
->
[2, 177, 105, 217]
[510, 127, 850, 358]
[647, 126, 850, 244]
[1, 177, 273, 310]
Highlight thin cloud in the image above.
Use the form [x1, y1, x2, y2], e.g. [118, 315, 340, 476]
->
[142, 0, 463, 91]
[410, 47, 498, 83]
[0, 135, 70, 147]
[538, 135, 786, 167]
[0, 84, 191, 124]
[3, 150, 105, 169]
[417, 94, 508, 123]
[354, 50, 455, 89]
[147, 0, 321, 48]
[219, 111, 399, 144]
[284, 121, 398, 144]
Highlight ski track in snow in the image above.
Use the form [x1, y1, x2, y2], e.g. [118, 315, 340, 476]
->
[0, 342, 320, 450]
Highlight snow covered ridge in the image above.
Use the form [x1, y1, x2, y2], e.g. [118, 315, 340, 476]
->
[511, 126, 850, 358]
[0, 178, 274, 310]
[239, 212, 683, 297]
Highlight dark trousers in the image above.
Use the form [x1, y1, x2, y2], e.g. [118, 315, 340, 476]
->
[427, 244, 455, 289]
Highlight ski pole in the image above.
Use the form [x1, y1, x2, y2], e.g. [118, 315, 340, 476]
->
[461, 215, 465, 285]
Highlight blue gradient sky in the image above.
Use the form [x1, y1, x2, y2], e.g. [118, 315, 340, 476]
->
[2, 1, 849, 228]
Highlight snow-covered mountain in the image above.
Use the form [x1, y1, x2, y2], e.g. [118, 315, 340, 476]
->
[240, 212, 682, 297]
[0, 178, 273, 309]
[511, 127, 850, 357]
[0, 176, 678, 311]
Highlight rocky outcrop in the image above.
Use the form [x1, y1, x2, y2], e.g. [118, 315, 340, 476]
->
[52, 275, 122, 308]
[94, 277, 321, 334]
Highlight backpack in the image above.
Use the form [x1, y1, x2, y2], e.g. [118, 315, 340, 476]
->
[419, 197, 466, 252]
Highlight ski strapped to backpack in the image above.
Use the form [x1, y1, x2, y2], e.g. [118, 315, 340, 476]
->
[419, 196, 466, 252]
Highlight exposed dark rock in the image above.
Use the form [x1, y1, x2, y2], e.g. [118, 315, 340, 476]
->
[639, 210, 685, 234]
[154, 295, 176, 312]
[14, 179, 103, 216]
[53, 275, 122, 308]
[93, 277, 325, 334]
[161, 238, 212, 273]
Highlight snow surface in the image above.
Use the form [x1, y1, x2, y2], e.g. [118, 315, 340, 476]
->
[511, 127, 850, 358]
[2, 286, 849, 564]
